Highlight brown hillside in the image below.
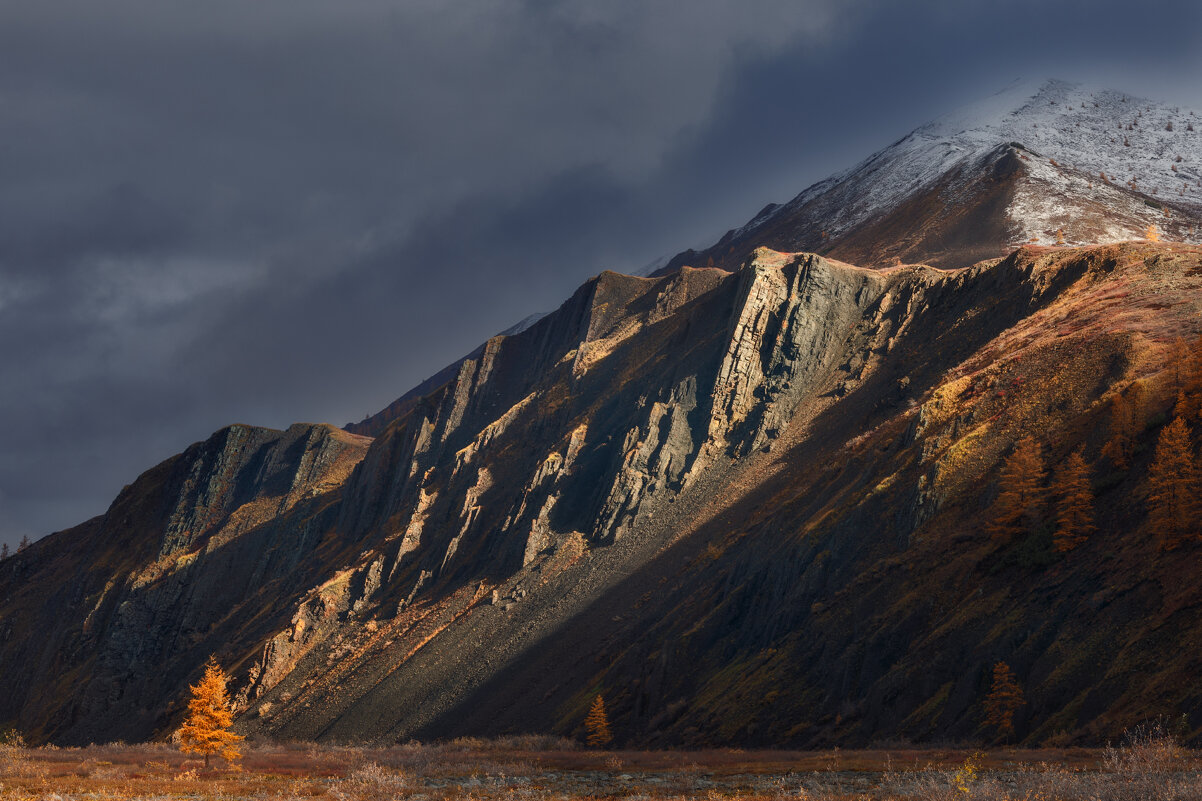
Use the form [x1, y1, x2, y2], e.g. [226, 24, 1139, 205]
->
[3, 243, 1202, 749]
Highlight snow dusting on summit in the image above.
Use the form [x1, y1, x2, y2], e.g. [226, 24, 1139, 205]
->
[922, 79, 1201, 205]
[776, 79, 1202, 246]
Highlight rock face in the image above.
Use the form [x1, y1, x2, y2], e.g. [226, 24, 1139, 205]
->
[0, 423, 370, 743]
[5, 240, 1202, 748]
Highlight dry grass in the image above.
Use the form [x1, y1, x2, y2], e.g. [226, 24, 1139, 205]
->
[1, 728, 1201, 800]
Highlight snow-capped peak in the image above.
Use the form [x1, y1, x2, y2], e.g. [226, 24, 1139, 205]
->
[774, 79, 1202, 246]
[660, 80, 1202, 276]
[917, 78, 1200, 204]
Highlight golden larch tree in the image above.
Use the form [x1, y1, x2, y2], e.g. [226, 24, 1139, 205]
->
[983, 662, 1025, 739]
[178, 657, 244, 768]
[584, 694, 614, 748]
[1169, 338, 1191, 391]
[1147, 416, 1200, 550]
[1146, 223, 1160, 242]
[1101, 385, 1145, 470]
[1178, 333, 1202, 420]
[988, 437, 1046, 542]
[1052, 449, 1095, 552]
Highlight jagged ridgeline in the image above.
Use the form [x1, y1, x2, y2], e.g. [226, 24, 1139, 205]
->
[5, 240, 1202, 748]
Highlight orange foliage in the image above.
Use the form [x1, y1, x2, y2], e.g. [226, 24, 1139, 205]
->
[983, 662, 1025, 739]
[1101, 385, 1145, 470]
[1178, 334, 1202, 420]
[1052, 449, 1095, 552]
[988, 437, 1045, 542]
[584, 695, 614, 748]
[1147, 417, 1200, 550]
[178, 657, 244, 768]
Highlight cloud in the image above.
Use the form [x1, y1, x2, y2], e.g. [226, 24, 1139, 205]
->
[0, 0, 1200, 546]
[0, 1, 872, 544]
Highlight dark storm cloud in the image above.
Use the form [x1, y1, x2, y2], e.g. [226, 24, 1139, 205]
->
[2, 0, 1200, 545]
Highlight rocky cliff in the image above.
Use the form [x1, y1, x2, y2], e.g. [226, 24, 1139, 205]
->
[5, 240, 1202, 748]
[0, 423, 371, 743]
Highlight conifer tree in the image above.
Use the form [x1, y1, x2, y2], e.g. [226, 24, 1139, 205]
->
[16, 536, 30, 553]
[988, 437, 1045, 542]
[584, 694, 614, 748]
[1176, 388, 1191, 421]
[1052, 449, 1095, 552]
[178, 657, 243, 768]
[1170, 337, 1191, 390]
[1179, 333, 1202, 420]
[983, 662, 1025, 739]
[1147, 417, 1200, 550]
[1101, 385, 1145, 470]
[0, 543, 8, 560]
[1147, 223, 1160, 242]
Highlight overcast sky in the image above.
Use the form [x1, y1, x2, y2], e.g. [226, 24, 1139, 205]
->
[2, 0, 1201, 547]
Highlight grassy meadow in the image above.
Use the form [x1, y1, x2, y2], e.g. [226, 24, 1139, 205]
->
[1, 727, 1200, 800]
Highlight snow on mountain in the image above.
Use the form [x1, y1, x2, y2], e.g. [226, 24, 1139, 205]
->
[922, 79, 1201, 205]
[711, 79, 1202, 263]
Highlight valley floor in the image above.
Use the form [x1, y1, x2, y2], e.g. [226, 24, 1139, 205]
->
[0, 738, 1197, 800]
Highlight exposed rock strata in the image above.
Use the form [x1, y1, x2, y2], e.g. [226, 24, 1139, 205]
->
[4, 243, 1202, 749]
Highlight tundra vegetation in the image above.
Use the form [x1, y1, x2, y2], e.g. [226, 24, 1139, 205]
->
[0, 725, 1200, 800]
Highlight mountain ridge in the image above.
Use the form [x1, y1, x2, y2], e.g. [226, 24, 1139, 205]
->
[5, 82, 1202, 749]
[663, 80, 1202, 273]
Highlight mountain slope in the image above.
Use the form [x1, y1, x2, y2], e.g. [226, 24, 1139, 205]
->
[666, 80, 1202, 272]
[6, 83, 1202, 749]
[0, 423, 371, 743]
[5, 241, 1202, 748]
[248, 242, 1202, 747]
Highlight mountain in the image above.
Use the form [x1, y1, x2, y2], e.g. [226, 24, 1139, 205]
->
[345, 312, 549, 438]
[665, 80, 1202, 272]
[4, 83, 1202, 748]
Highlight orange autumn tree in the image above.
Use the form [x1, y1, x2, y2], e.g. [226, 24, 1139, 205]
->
[1168, 338, 1190, 388]
[983, 662, 1025, 740]
[1178, 334, 1202, 420]
[1101, 385, 1146, 470]
[584, 694, 614, 748]
[1147, 417, 1200, 550]
[988, 437, 1045, 542]
[1052, 449, 1095, 552]
[178, 657, 243, 768]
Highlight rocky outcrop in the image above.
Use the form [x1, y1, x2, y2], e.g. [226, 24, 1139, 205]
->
[5, 243, 1202, 749]
[0, 423, 370, 743]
